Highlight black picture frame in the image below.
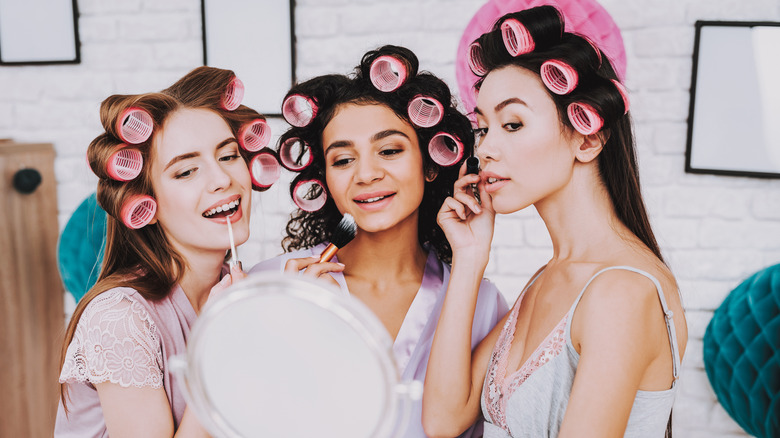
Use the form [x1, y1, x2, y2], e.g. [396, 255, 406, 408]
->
[201, 0, 296, 117]
[685, 20, 780, 179]
[0, 0, 80, 65]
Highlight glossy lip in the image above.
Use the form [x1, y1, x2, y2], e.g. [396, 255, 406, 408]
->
[203, 194, 243, 223]
[481, 171, 510, 194]
[352, 190, 396, 211]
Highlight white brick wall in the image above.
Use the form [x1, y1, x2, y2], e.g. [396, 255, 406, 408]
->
[3, 1, 778, 436]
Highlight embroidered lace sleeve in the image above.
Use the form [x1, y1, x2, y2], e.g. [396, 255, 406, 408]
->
[59, 288, 164, 389]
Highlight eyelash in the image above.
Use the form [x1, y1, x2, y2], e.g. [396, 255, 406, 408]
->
[174, 153, 241, 179]
[330, 148, 403, 167]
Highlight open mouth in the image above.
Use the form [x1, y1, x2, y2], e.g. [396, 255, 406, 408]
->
[203, 197, 241, 219]
[355, 194, 394, 204]
[486, 177, 508, 185]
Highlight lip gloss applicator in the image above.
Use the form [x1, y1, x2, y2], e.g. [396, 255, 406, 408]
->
[466, 156, 481, 205]
[226, 213, 242, 271]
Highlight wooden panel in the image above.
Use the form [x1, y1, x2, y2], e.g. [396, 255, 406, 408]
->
[0, 142, 64, 437]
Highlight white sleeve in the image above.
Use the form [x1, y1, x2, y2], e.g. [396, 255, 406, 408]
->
[59, 289, 164, 389]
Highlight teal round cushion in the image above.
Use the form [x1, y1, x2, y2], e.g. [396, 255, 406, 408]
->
[57, 193, 107, 302]
[703, 263, 780, 438]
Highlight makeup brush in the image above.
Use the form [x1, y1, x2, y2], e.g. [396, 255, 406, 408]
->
[319, 213, 357, 263]
[226, 213, 241, 270]
[466, 156, 481, 205]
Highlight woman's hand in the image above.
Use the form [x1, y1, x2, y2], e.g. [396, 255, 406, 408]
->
[283, 256, 345, 289]
[206, 264, 246, 307]
[437, 161, 495, 264]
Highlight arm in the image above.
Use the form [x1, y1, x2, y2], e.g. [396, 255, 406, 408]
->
[558, 272, 664, 438]
[97, 384, 209, 438]
[422, 166, 502, 437]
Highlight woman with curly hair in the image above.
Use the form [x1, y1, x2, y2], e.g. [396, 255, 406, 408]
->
[251, 45, 508, 437]
[56, 66, 279, 437]
[423, 6, 687, 438]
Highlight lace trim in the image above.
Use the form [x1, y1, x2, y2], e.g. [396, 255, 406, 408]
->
[60, 289, 164, 389]
[483, 296, 567, 430]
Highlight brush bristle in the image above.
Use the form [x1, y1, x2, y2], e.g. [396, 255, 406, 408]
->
[331, 213, 357, 248]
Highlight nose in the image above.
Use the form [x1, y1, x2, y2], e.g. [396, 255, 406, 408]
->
[208, 160, 232, 192]
[476, 130, 499, 163]
[354, 156, 383, 184]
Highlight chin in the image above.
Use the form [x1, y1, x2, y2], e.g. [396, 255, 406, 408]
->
[491, 196, 530, 215]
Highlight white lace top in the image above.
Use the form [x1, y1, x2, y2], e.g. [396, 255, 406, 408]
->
[55, 284, 199, 438]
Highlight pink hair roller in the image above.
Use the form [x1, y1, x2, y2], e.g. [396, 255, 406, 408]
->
[567, 102, 603, 136]
[282, 94, 318, 128]
[293, 179, 327, 212]
[279, 137, 313, 171]
[249, 151, 281, 189]
[121, 195, 157, 229]
[239, 119, 271, 152]
[467, 41, 487, 76]
[611, 79, 630, 114]
[428, 132, 464, 167]
[369, 55, 409, 92]
[117, 107, 153, 144]
[106, 147, 143, 181]
[408, 95, 444, 128]
[501, 18, 535, 57]
[221, 76, 245, 111]
[541, 60, 578, 95]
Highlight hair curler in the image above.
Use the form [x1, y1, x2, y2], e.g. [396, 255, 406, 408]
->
[428, 132, 464, 167]
[540, 60, 578, 95]
[239, 119, 271, 152]
[369, 55, 409, 92]
[611, 79, 630, 114]
[467, 41, 488, 76]
[567, 102, 603, 136]
[282, 94, 318, 128]
[501, 18, 535, 56]
[121, 194, 157, 229]
[293, 179, 328, 212]
[279, 137, 313, 171]
[106, 147, 143, 181]
[221, 76, 245, 111]
[117, 107, 153, 144]
[407, 95, 444, 128]
[249, 150, 281, 189]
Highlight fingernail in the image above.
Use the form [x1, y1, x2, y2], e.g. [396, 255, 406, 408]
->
[337, 262, 345, 267]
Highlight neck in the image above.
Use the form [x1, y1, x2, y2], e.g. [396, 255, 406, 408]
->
[336, 218, 428, 283]
[535, 162, 635, 263]
[175, 247, 226, 314]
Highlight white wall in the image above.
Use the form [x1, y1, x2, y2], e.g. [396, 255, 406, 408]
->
[2, 0, 778, 436]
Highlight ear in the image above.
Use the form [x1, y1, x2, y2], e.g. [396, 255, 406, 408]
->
[425, 166, 439, 182]
[573, 131, 606, 163]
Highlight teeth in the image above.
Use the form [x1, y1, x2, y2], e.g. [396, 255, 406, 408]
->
[357, 195, 389, 203]
[487, 178, 500, 184]
[204, 198, 240, 217]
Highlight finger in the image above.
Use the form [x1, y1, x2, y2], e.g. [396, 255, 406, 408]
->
[452, 190, 482, 214]
[302, 261, 346, 278]
[453, 173, 481, 193]
[230, 264, 248, 281]
[441, 196, 468, 221]
[283, 256, 321, 274]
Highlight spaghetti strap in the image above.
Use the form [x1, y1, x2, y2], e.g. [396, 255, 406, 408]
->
[564, 266, 681, 385]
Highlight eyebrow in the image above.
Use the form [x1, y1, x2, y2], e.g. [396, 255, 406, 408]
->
[324, 129, 411, 155]
[473, 97, 530, 116]
[163, 138, 236, 171]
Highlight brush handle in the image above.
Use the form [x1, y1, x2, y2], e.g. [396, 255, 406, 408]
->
[318, 243, 338, 263]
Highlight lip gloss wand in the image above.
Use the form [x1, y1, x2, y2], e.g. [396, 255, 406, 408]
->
[226, 214, 242, 271]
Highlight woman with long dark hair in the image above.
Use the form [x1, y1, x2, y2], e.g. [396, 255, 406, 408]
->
[423, 6, 687, 437]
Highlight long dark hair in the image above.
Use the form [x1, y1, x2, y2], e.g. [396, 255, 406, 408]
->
[279, 45, 475, 263]
[473, 6, 663, 263]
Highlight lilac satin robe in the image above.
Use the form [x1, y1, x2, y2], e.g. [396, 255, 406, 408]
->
[251, 243, 509, 438]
